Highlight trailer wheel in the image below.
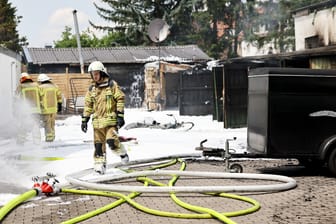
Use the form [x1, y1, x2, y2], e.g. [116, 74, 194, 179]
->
[229, 163, 243, 173]
[328, 149, 336, 176]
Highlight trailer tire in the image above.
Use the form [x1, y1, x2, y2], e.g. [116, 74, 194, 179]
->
[328, 149, 336, 176]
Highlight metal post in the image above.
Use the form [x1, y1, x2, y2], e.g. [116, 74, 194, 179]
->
[72, 10, 84, 74]
[10, 61, 16, 98]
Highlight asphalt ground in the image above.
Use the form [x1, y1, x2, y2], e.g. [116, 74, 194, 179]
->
[2, 158, 336, 224]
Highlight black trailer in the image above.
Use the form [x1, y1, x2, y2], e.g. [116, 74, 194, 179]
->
[198, 67, 336, 175]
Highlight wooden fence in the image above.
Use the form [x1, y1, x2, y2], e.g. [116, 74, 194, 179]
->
[30, 73, 92, 113]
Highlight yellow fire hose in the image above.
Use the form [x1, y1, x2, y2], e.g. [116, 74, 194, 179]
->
[0, 189, 38, 221]
[0, 158, 262, 224]
[61, 159, 259, 224]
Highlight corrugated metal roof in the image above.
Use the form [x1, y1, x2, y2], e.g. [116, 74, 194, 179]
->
[23, 45, 212, 65]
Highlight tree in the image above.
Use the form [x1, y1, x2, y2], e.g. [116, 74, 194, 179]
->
[98, 31, 130, 47]
[242, 0, 327, 53]
[54, 0, 329, 59]
[193, 0, 329, 58]
[54, 26, 100, 48]
[54, 26, 132, 48]
[0, 0, 27, 52]
[90, 0, 200, 46]
[191, 0, 246, 59]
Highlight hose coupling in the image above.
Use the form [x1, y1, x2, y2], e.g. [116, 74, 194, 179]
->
[32, 174, 60, 196]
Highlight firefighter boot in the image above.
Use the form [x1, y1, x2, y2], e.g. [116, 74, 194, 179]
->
[93, 142, 106, 174]
[120, 153, 129, 164]
[94, 156, 106, 175]
[107, 139, 129, 165]
[119, 143, 129, 164]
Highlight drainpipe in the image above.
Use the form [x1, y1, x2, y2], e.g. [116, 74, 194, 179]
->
[10, 61, 16, 98]
[72, 10, 84, 74]
[312, 10, 317, 25]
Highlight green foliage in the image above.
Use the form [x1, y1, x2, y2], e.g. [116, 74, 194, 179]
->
[52, 0, 331, 59]
[0, 0, 27, 52]
[98, 32, 129, 47]
[53, 26, 101, 48]
[90, 0, 201, 46]
[191, 0, 245, 59]
[242, 0, 328, 53]
[53, 26, 132, 48]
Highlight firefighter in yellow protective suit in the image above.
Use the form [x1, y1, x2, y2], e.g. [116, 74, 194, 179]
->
[15, 73, 41, 144]
[81, 61, 129, 174]
[38, 74, 62, 142]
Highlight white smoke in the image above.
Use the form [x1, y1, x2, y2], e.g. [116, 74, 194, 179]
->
[0, 93, 42, 191]
[0, 88, 17, 139]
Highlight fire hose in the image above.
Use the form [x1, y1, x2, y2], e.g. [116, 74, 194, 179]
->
[0, 154, 297, 224]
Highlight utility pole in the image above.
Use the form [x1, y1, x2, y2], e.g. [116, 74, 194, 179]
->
[72, 10, 84, 74]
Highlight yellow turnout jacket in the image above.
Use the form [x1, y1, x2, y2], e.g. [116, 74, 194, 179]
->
[16, 81, 41, 114]
[83, 78, 125, 129]
[39, 82, 62, 114]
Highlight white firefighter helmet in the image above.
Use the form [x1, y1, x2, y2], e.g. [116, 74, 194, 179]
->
[88, 61, 109, 79]
[88, 61, 105, 72]
[37, 73, 51, 82]
[88, 61, 108, 73]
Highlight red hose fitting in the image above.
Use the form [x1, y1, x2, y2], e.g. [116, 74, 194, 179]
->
[41, 182, 54, 194]
[31, 174, 60, 196]
[33, 182, 41, 188]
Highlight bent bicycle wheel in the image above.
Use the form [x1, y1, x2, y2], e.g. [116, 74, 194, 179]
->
[123, 122, 146, 130]
[179, 122, 194, 131]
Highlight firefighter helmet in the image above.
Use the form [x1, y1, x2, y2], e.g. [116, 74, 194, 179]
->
[20, 72, 33, 83]
[88, 61, 106, 73]
[88, 61, 109, 78]
[37, 73, 51, 82]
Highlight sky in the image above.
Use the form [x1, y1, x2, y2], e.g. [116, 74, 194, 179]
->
[0, 108, 247, 206]
[9, 0, 108, 47]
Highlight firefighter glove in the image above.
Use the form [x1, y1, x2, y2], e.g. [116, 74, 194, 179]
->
[81, 116, 90, 133]
[57, 103, 62, 113]
[117, 112, 125, 128]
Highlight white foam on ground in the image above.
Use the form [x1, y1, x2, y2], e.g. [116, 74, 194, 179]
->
[0, 108, 247, 206]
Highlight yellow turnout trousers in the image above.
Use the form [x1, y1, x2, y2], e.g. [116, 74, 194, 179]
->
[41, 113, 56, 142]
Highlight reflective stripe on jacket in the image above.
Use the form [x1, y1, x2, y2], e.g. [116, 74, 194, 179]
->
[83, 79, 125, 129]
[17, 82, 41, 114]
[39, 82, 62, 114]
